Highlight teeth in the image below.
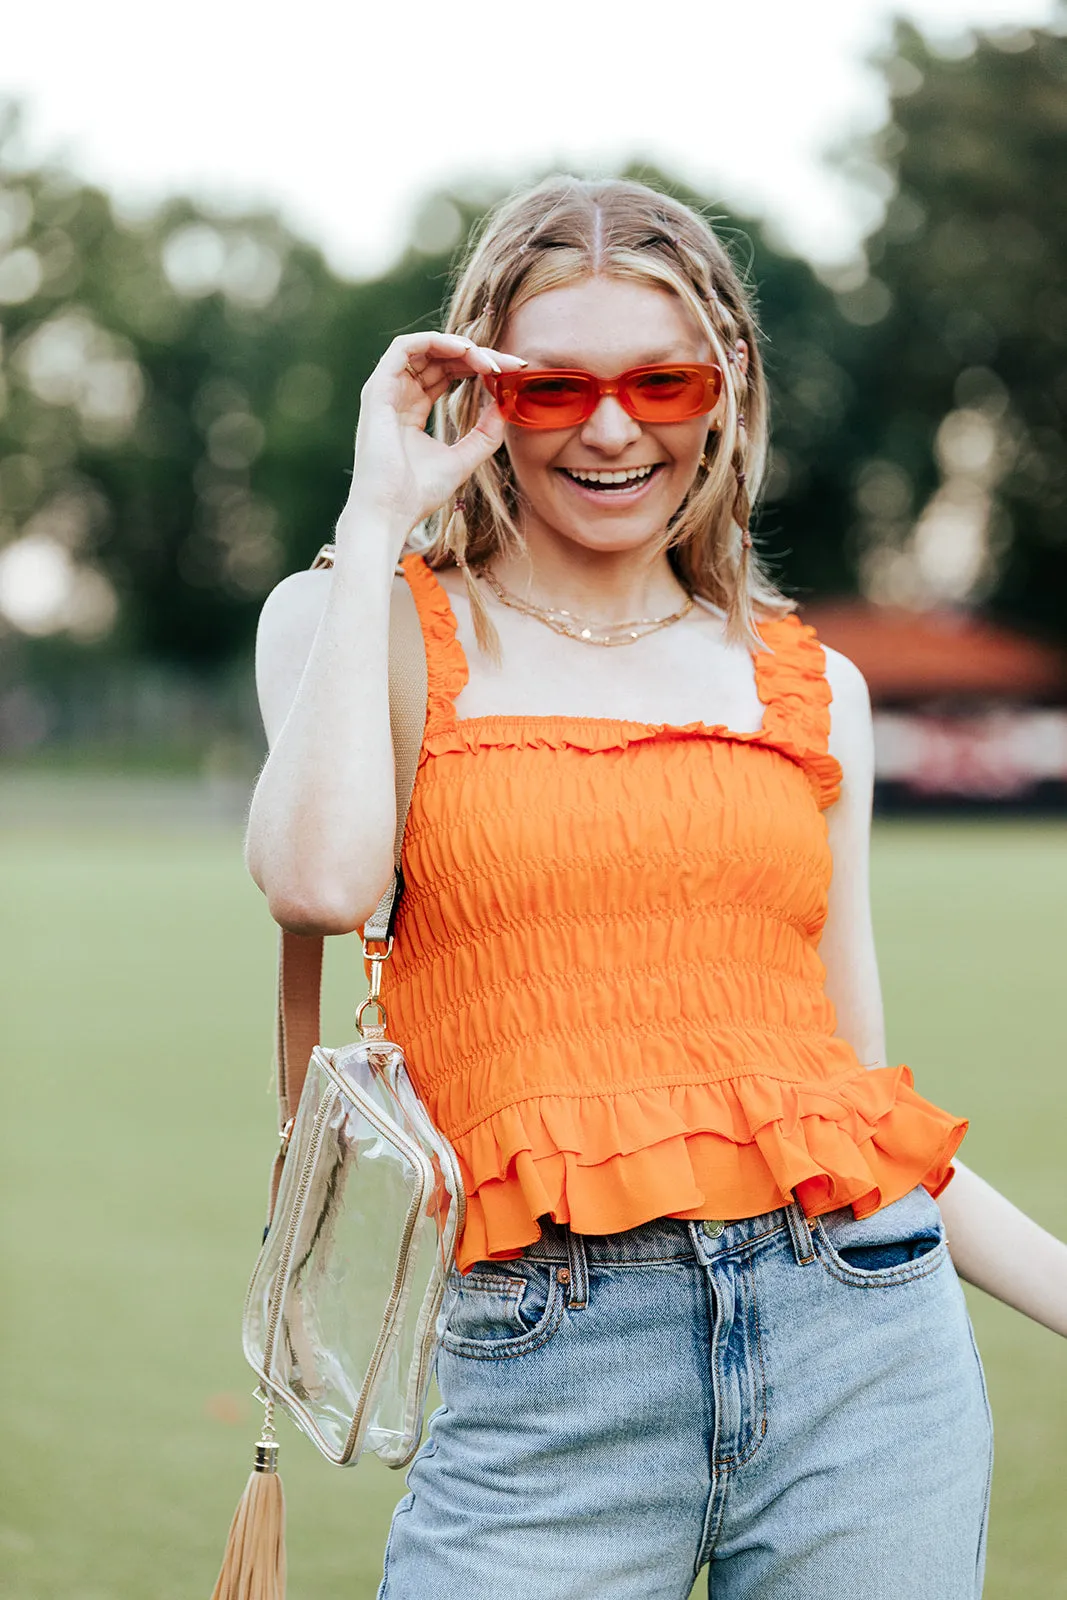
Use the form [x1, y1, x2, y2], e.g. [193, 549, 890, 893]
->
[566, 465, 657, 485]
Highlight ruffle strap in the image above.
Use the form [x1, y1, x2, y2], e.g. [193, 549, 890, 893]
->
[753, 615, 842, 809]
[451, 1067, 967, 1273]
[401, 550, 469, 742]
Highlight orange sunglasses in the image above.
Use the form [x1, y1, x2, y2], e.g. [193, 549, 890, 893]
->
[485, 362, 724, 430]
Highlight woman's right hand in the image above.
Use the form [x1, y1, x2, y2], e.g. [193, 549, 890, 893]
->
[341, 332, 526, 546]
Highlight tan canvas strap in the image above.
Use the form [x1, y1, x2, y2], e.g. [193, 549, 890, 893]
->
[268, 550, 428, 1217]
[363, 565, 427, 944]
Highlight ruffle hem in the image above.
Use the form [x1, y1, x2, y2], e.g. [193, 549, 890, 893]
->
[452, 1065, 967, 1273]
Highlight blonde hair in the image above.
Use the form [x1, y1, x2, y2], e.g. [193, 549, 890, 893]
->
[423, 174, 795, 653]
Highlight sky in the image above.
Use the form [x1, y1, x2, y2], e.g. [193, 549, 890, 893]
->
[1, 0, 1061, 279]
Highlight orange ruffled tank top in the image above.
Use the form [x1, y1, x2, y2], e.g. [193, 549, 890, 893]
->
[380, 553, 967, 1275]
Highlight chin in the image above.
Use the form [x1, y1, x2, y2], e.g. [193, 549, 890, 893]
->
[561, 520, 666, 556]
[562, 508, 682, 554]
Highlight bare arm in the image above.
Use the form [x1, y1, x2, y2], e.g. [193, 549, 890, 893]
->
[820, 646, 1067, 1337]
[244, 538, 400, 933]
[243, 332, 519, 933]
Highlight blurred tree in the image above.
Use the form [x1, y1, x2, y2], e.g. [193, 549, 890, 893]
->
[0, 126, 495, 683]
[837, 17, 1067, 640]
[0, 104, 357, 670]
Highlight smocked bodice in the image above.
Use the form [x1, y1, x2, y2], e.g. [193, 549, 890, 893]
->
[377, 553, 965, 1273]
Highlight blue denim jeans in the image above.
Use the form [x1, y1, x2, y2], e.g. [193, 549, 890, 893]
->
[377, 1184, 993, 1598]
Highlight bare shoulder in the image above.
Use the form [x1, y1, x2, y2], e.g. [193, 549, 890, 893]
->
[254, 569, 334, 746]
[820, 643, 874, 780]
[822, 643, 871, 717]
[257, 566, 333, 646]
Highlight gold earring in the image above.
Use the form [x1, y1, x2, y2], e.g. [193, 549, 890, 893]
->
[700, 425, 720, 468]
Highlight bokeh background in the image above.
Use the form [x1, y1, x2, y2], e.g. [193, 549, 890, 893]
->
[2, 2, 1066, 1596]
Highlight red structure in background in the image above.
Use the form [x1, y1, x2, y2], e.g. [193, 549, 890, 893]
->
[799, 602, 1067, 805]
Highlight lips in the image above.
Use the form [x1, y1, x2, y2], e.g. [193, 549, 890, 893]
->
[559, 464, 664, 492]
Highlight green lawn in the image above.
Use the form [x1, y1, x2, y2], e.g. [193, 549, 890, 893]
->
[2, 807, 1066, 1598]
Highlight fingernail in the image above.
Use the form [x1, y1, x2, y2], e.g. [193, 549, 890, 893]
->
[516, 358, 529, 367]
[486, 355, 502, 373]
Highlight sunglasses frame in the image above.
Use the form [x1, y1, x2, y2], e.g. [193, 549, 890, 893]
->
[485, 362, 724, 430]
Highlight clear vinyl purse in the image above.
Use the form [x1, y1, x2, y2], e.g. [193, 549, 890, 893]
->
[242, 940, 466, 1467]
[212, 551, 458, 1598]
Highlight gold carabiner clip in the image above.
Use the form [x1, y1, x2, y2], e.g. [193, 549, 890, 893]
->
[358, 935, 394, 1040]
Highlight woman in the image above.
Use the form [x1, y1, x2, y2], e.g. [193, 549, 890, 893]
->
[245, 177, 1066, 1599]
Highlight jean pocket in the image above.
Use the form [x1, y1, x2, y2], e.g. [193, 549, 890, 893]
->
[440, 1260, 565, 1360]
[813, 1184, 948, 1285]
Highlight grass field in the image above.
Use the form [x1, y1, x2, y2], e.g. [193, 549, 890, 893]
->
[2, 796, 1066, 1598]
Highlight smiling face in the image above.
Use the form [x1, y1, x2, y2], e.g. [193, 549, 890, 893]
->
[496, 275, 733, 559]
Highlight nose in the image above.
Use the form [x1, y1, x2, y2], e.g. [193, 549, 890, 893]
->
[578, 394, 643, 454]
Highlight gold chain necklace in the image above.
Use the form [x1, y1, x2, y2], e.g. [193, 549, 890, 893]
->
[479, 567, 694, 647]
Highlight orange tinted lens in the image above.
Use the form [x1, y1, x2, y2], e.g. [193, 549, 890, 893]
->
[504, 373, 596, 427]
[622, 367, 716, 421]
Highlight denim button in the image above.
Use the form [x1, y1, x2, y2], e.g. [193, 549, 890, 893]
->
[701, 1219, 725, 1238]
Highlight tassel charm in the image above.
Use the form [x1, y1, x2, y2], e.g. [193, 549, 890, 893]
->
[211, 1400, 287, 1600]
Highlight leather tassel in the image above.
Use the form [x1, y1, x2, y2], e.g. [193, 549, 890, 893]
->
[211, 1414, 286, 1600]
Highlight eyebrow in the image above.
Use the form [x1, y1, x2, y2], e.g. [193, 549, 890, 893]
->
[518, 346, 693, 368]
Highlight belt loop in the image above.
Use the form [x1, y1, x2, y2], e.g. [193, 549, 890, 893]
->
[564, 1224, 589, 1308]
[785, 1196, 816, 1266]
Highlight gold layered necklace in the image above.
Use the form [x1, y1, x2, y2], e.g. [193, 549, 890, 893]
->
[479, 567, 694, 647]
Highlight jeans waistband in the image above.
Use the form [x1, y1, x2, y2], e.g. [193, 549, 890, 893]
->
[522, 1201, 817, 1271]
